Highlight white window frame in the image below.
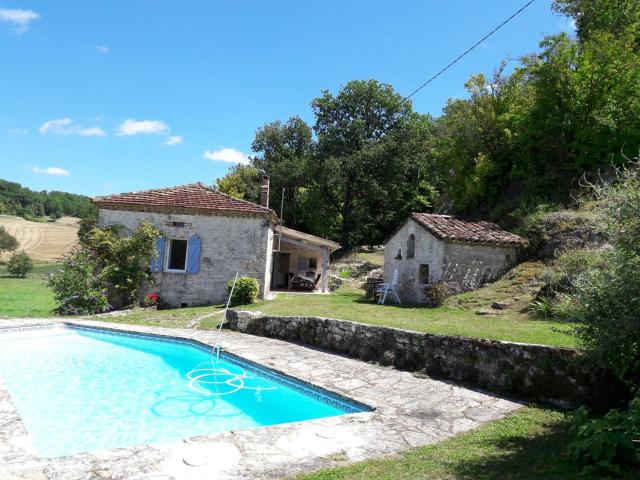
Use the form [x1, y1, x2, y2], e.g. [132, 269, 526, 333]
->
[164, 238, 189, 273]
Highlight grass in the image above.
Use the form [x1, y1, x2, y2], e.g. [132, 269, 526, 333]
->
[0, 263, 57, 317]
[291, 406, 627, 480]
[0, 255, 576, 347]
[351, 251, 384, 267]
[95, 304, 225, 329]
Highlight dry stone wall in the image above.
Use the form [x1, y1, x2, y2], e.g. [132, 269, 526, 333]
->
[227, 311, 622, 409]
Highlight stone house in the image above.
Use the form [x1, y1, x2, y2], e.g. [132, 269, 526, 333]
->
[383, 213, 526, 303]
[92, 178, 340, 307]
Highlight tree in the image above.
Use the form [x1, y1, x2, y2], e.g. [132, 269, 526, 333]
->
[552, 0, 640, 45]
[252, 116, 313, 227]
[0, 226, 19, 255]
[7, 251, 33, 278]
[311, 79, 435, 246]
[215, 164, 260, 202]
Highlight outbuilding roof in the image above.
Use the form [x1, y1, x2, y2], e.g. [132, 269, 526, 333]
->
[92, 182, 272, 217]
[410, 213, 526, 247]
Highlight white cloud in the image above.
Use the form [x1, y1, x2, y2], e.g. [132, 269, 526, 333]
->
[31, 166, 70, 176]
[39, 118, 106, 137]
[203, 148, 250, 165]
[0, 8, 39, 32]
[96, 45, 109, 54]
[7, 128, 29, 135]
[116, 119, 169, 136]
[165, 135, 183, 146]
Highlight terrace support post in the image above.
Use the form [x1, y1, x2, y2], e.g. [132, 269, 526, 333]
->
[321, 247, 330, 292]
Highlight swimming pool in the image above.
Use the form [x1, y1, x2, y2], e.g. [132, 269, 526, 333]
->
[0, 325, 368, 458]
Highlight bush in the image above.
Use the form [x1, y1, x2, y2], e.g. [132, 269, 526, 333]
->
[85, 222, 159, 307]
[571, 162, 640, 380]
[47, 251, 110, 315]
[6, 251, 33, 277]
[142, 292, 159, 308]
[529, 293, 576, 319]
[227, 276, 259, 307]
[568, 394, 640, 476]
[423, 282, 449, 307]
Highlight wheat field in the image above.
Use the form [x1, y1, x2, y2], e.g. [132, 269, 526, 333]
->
[0, 215, 79, 261]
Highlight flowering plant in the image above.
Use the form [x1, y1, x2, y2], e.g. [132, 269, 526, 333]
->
[142, 293, 159, 308]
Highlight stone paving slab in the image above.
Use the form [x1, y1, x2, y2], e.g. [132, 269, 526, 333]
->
[0, 319, 522, 479]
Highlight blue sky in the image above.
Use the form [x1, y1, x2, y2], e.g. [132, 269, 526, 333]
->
[0, 1, 574, 196]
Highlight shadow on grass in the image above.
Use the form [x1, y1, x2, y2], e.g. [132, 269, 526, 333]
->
[446, 419, 578, 480]
[444, 414, 634, 480]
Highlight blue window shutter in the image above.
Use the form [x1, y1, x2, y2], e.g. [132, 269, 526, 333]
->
[186, 235, 201, 274]
[151, 237, 165, 272]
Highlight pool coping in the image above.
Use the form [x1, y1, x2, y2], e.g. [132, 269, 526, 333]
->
[0, 318, 523, 480]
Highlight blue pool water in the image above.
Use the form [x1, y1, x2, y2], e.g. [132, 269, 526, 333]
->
[0, 326, 366, 457]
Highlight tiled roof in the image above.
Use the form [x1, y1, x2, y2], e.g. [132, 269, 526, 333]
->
[411, 213, 526, 246]
[93, 183, 272, 216]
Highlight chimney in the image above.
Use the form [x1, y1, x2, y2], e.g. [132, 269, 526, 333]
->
[260, 173, 270, 208]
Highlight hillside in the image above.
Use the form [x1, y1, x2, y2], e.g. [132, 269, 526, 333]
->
[0, 178, 94, 221]
[0, 215, 79, 261]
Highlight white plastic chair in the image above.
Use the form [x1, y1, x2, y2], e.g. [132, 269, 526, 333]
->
[377, 269, 401, 304]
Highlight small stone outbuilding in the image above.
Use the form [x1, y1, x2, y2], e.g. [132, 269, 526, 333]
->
[383, 213, 526, 303]
[93, 180, 339, 307]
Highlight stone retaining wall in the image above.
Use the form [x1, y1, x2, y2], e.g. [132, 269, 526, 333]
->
[227, 311, 621, 409]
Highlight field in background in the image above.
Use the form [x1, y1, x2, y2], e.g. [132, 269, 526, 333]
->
[0, 263, 57, 317]
[0, 215, 79, 261]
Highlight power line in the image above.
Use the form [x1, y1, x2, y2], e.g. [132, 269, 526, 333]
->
[402, 0, 538, 103]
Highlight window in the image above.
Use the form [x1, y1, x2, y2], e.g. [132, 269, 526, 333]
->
[419, 264, 430, 284]
[166, 239, 188, 271]
[395, 249, 402, 259]
[297, 256, 318, 273]
[407, 234, 415, 258]
[297, 255, 309, 272]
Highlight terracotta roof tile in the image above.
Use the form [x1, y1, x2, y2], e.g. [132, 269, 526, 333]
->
[92, 183, 272, 216]
[410, 213, 526, 246]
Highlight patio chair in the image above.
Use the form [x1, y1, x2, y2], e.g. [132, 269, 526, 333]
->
[377, 269, 401, 305]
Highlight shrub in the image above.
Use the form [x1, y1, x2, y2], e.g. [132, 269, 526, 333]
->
[423, 282, 449, 307]
[568, 394, 640, 476]
[47, 251, 110, 315]
[571, 162, 640, 380]
[227, 276, 259, 307]
[6, 251, 33, 277]
[0, 226, 18, 255]
[529, 293, 576, 319]
[142, 292, 159, 308]
[85, 222, 159, 307]
[338, 268, 353, 279]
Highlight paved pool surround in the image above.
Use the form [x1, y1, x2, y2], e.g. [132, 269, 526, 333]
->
[0, 319, 520, 480]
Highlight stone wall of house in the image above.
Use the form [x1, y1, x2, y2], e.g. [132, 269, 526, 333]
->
[98, 209, 273, 306]
[227, 311, 620, 409]
[384, 220, 445, 303]
[384, 219, 518, 302]
[442, 242, 517, 292]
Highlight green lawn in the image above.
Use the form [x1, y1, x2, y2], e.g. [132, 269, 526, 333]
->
[97, 304, 225, 329]
[292, 406, 629, 480]
[245, 286, 577, 347]
[0, 263, 57, 317]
